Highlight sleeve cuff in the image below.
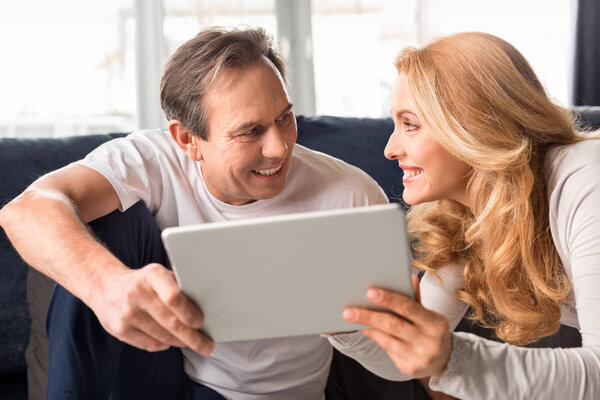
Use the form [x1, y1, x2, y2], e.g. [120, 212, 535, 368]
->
[429, 332, 471, 393]
[321, 331, 362, 346]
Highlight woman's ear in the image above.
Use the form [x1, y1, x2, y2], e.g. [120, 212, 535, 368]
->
[169, 120, 203, 161]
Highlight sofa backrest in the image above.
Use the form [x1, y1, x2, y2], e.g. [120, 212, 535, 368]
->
[0, 134, 126, 377]
[1, 108, 600, 382]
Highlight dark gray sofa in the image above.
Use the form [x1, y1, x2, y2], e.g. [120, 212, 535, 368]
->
[1, 111, 600, 399]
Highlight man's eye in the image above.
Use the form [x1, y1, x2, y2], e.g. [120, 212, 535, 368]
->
[276, 112, 293, 124]
[239, 128, 257, 137]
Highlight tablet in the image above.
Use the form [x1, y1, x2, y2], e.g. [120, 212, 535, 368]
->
[161, 203, 413, 343]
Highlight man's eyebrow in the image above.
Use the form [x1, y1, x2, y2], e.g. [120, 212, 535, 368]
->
[229, 103, 294, 134]
[278, 103, 294, 117]
[230, 120, 259, 134]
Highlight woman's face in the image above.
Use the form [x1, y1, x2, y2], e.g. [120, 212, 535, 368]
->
[385, 73, 471, 206]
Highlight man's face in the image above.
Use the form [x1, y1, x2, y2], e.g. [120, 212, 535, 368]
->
[194, 59, 297, 205]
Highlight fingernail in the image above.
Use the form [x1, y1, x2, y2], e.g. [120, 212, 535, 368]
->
[203, 342, 215, 355]
[343, 308, 357, 321]
[367, 288, 382, 301]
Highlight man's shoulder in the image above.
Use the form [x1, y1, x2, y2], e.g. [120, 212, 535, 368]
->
[290, 144, 386, 200]
[292, 144, 366, 177]
[79, 128, 188, 180]
[293, 145, 366, 178]
[102, 129, 181, 161]
[126, 129, 174, 148]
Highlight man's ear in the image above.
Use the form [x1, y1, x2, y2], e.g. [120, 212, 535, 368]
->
[169, 120, 203, 161]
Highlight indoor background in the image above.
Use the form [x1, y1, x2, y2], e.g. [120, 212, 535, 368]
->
[0, 0, 591, 138]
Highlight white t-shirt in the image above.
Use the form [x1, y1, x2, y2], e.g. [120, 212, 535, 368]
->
[77, 129, 389, 400]
[329, 139, 600, 399]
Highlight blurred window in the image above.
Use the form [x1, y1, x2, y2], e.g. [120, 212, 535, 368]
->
[311, 0, 574, 118]
[0, 0, 574, 137]
[0, 0, 136, 137]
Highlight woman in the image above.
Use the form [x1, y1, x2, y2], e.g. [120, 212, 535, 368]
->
[328, 32, 600, 399]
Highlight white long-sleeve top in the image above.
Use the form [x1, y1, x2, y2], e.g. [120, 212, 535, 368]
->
[329, 139, 600, 399]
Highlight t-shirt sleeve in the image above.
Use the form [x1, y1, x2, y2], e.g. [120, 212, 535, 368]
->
[348, 169, 390, 207]
[75, 132, 164, 213]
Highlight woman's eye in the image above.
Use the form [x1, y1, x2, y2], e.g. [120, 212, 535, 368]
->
[404, 122, 418, 132]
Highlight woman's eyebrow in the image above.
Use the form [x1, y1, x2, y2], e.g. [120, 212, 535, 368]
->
[395, 109, 417, 118]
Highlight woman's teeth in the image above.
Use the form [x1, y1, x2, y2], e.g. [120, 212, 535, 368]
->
[253, 165, 282, 176]
[403, 168, 423, 177]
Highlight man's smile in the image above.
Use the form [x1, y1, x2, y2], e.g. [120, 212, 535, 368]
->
[252, 164, 283, 176]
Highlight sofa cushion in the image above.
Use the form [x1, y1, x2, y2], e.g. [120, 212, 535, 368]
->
[0, 134, 125, 398]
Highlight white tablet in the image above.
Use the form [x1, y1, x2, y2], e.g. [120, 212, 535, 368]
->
[161, 203, 413, 343]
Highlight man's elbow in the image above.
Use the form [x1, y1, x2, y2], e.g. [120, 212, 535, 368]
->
[0, 195, 25, 237]
[1, 186, 65, 228]
[0, 192, 26, 226]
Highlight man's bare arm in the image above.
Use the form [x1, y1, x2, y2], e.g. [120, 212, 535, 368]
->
[0, 164, 213, 354]
[0, 165, 123, 298]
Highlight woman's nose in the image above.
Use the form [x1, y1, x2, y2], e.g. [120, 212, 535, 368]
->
[384, 130, 405, 160]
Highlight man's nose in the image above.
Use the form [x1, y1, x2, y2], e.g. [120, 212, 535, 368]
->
[262, 126, 288, 159]
[384, 130, 405, 160]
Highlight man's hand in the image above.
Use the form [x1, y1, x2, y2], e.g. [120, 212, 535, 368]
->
[88, 263, 214, 355]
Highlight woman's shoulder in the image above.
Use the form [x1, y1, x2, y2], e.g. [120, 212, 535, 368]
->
[546, 139, 600, 189]
[547, 138, 600, 163]
[545, 140, 600, 236]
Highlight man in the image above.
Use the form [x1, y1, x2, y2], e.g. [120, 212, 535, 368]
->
[0, 27, 387, 399]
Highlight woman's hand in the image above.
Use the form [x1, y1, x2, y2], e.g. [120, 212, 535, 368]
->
[342, 275, 453, 378]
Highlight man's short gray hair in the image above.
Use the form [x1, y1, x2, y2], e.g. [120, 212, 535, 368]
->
[160, 26, 288, 140]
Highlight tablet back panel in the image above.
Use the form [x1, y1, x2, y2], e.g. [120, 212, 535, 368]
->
[162, 203, 412, 343]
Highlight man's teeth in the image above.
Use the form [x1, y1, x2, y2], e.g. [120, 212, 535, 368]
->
[404, 168, 423, 177]
[253, 165, 282, 176]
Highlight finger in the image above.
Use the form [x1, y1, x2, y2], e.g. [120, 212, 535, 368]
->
[145, 265, 205, 328]
[117, 327, 171, 353]
[129, 309, 186, 348]
[366, 287, 431, 326]
[138, 286, 214, 355]
[360, 329, 416, 376]
[343, 307, 421, 342]
[361, 329, 413, 360]
[412, 274, 421, 304]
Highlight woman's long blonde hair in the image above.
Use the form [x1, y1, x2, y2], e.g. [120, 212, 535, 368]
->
[400, 32, 583, 345]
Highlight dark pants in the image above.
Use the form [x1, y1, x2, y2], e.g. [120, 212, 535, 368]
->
[46, 202, 431, 400]
[46, 202, 225, 400]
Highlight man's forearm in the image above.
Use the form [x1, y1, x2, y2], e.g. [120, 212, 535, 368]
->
[0, 189, 126, 304]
